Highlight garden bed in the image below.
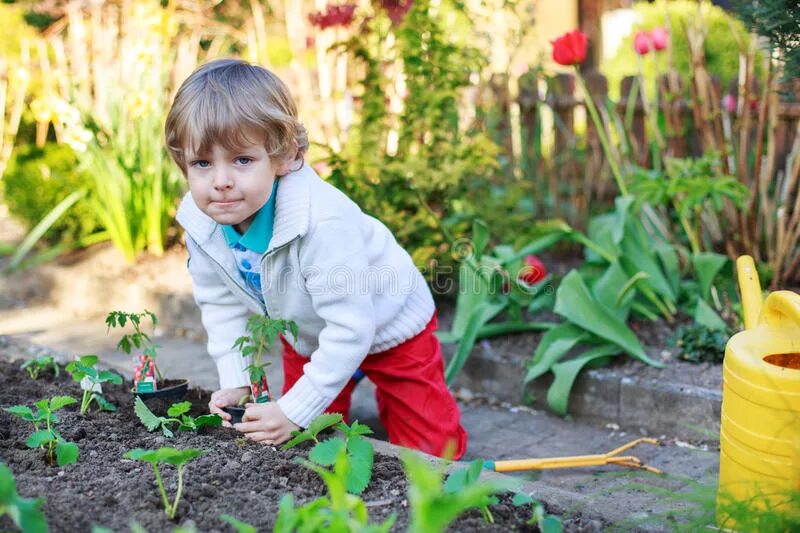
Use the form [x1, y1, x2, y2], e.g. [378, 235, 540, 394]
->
[0, 356, 567, 532]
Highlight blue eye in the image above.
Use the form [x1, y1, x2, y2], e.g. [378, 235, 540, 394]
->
[235, 157, 253, 165]
[191, 160, 210, 168]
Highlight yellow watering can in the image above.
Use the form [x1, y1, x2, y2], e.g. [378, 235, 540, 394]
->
[717, 255, 800, 526]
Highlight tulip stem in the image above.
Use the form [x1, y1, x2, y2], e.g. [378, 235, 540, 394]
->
[573, 68, 628, 196]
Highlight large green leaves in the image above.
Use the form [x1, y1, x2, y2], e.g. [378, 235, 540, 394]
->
[444, 299, 507, 384]
[554, 271, 663, 367]
[547, 345, 621, 415]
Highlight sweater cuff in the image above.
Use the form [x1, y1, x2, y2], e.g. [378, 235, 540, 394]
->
[277, 375, 331, 428]
[214, 351, 250, 390]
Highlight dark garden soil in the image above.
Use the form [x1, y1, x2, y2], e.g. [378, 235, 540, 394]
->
[0, 357, 601, 533]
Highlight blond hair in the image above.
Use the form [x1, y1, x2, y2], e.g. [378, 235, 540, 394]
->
[165, 58, 308, 173]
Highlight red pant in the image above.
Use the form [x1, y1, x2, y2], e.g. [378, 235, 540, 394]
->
[281, 312, 467, 459]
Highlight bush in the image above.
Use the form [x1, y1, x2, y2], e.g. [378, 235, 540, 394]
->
[3, 143, 101, 245]
[602, 1, 754, 100]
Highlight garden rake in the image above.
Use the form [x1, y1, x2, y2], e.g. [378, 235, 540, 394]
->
[485, 438, 662, 474]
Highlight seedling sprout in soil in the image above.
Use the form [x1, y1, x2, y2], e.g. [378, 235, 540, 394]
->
[232, 315, 298, 405]
[3, 396, 79, 466]
[65, 355, 123, 414]
[123, 447, 205, 520]
[0, 463, 48, 533]
[133, 396, 222, 438]
[282, 413, 374, 494]
[105, 310, 163, 391]
[19, 355, 59, 380]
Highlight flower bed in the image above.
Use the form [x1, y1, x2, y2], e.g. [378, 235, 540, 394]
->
[0, 358, 548, 532]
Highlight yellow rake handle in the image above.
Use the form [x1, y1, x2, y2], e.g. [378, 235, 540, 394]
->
[489, 438, 662, 474]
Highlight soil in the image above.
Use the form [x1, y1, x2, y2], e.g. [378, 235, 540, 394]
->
[0, 357, 594, 533]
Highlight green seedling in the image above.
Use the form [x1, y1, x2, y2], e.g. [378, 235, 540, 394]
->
[106, 310, 163, 380]
[123, 447, 205, 520]
[233, 315, 298, 403]
[20, 355, 59, 380]
[282, 413, 374, 494]
[275, 446, 395, 533]
[511, 492, 563, 532]
[134, 396, 222, 438]
[401, 450, 506, 532]
[444, 459, 499, 524]
[65, 355, 123, 415]
[219, 514, 257, 533]
[0, 463, 48, 533]
[4, 396, 79, 466]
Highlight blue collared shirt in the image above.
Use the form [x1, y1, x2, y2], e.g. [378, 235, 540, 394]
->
[221, 180, 279, 303]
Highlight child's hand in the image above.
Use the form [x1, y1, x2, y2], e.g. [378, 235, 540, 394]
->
[209, 386, 250, 427]
[235, 402, 300, 445]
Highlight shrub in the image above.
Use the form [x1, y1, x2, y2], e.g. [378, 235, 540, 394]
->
[2, 143, 101, 245]
[602, 1, 754, 99]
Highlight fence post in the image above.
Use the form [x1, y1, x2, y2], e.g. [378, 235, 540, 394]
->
[658, 72, 688, 159]
[518, 69, 541, 199]
[489, 73, 514, 177]
[548, 72, 577, 217]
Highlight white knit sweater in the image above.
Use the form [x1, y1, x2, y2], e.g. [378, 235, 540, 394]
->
[176, 163, 435, 428]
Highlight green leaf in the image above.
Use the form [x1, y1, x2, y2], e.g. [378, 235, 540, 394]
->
[12, 497, 48, 533]
[691, 252, 728, 301]
[472, 219, 489, 259]
[346, 436, 374, 494]
[4, 406, 35, 420]
[309, 437, 346, 466]
[546, 345, 621, 415]
[447, 261, 491, 340]
[307, 413, 344, 438]
[26, 430, 54, 448]
[619, 221, 676, 304]
[445, 299, 507, 384]
[220, 514, 257, 533]
[347, 421, 374, 437]
[56, 441, 79, 466]
[591, 261, 635, 323]
[134, 396, 163, 432]
[512, 492, 534, 506]
[281, 430, 316, 450]
[541, 515, 564, 533]
[94, 394, 116, 412]
[694, 299, 728, 331]
[654, 241, 681, 295]
[193, 414, 223, 429]
[49, 396, 77, 411]
[554, 271, 663, 367]
[167, 401, 192, 417]
[524, 323, 587, 384]
[98, 370, 123, 385]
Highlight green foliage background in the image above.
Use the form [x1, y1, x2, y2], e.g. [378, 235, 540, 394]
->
[602, 0, 754, 99]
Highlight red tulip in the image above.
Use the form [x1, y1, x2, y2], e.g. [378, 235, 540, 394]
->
[382, 0, 413, 25]
[633, 31, 652, 55]
[518, 255, 547, 286]
[551, 30, 588, 66]
[650, 27, 668, 51]
[308, 3, 356, 29]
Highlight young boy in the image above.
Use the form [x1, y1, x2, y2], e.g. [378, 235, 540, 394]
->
[165, 58, 467, 459]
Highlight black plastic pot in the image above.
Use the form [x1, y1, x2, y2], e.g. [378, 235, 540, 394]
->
[134, 379, 189, 401]
[222, 406, 245, 425]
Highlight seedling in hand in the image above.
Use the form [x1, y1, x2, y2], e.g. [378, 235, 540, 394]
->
[0, 463, 48, 532]
[4, 396, 79, 466]
[123, 447, 205, 519]
[106, 310, 163, 388]
[232, 315, 298, 404]
[134, 396, 221, 438]
[282, 413, 375, 494]
[65, 355, 123, 415]
[20, 355, 59, 380]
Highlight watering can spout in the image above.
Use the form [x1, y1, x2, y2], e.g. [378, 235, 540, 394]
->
[736, 255, 762, 331]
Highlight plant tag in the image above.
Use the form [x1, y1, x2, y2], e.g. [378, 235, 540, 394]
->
[250, 376, 270, 403]
[255, 392, 270, 403]
[136, 379, 155, 393]
[80, 376, 102, 393]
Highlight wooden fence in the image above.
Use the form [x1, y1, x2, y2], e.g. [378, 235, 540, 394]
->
[476, 69, 800, 228]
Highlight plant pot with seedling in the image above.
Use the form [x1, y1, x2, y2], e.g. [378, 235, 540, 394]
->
[223, 315, 298, 424]
[105, 310, 189, 401]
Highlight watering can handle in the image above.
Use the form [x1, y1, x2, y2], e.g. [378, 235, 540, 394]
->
[736, 256, 762, 331]
[762, 291, 800, 329]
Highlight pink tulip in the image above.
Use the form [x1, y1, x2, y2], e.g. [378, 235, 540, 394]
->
[723, 94, 736, 114]
[633, 31, 652, 55]
[650, 27, 668, 51]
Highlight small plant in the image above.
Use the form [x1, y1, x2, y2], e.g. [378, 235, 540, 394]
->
[133, 396, 222, 438]
[233, 315, 298, 404]
[65, 355, 123, 415]
[401, 449, 506, 532]
[444, 459, 499, 524]
[282, 413, 374, 494]
[274, 445, 395, 532]
[219, 514, 256, 533]
[4, 396, 79, 466]
[0, 463, 48, 533]
[511, 492, 563, 532]
[669, 324, 729, 364]
[123, 447, 205, 520]
[105, 310, 162, 391]
[20, 355, 59, 380]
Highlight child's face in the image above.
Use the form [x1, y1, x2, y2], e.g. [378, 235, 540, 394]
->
[185, 138, 290, 234]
